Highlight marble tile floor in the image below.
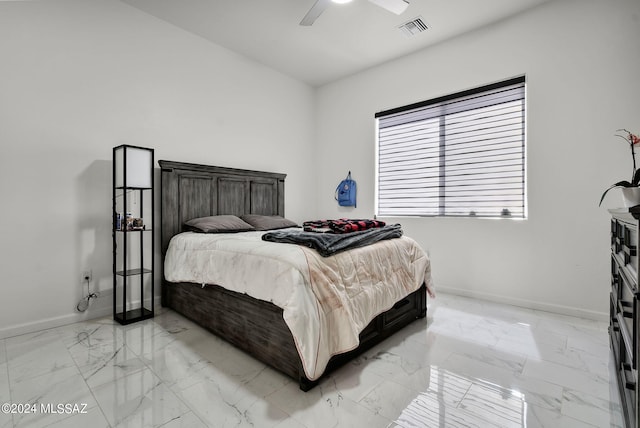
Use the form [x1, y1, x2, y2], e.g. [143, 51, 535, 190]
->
[0, 293, 625, 428]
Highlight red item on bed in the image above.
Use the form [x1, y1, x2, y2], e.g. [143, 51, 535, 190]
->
[302, 218, 386, 234]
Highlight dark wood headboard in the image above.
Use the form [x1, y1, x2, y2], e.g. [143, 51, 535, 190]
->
[158, 160, 286, 254]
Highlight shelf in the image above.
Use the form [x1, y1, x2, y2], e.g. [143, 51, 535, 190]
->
[113, 144, 154, 326]
[115, 268, 152, 277]
[114, 308, 153, 325]
[115, 186, 152, 191]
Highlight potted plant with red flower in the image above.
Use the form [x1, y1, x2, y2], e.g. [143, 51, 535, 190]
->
[599, 129, 640, 207]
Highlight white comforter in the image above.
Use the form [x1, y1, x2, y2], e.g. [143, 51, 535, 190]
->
[164, 229, 432, 380]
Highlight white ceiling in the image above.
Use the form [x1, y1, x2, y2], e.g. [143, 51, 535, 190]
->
[121, 0, 552, 87]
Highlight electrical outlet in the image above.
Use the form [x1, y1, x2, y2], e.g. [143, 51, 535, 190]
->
[82, 270, 93, 283]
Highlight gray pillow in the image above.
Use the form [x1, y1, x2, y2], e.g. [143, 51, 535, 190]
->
[240, 214, 299, 231]
[184, 215, 255, 233]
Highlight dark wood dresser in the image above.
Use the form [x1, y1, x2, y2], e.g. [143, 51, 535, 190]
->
[610, 208, 640, 428]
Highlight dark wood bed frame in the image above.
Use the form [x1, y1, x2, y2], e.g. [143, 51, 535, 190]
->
[159, 160, 427, 391]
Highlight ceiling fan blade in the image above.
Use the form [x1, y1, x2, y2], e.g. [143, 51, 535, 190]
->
[300, 0, 332, 26]
[368, 0, 409, 15]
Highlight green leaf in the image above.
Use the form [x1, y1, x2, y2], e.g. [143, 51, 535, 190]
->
[599, 181, 633, 206]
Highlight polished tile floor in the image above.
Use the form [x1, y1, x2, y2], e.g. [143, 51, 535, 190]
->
[0, 293, 624, 427]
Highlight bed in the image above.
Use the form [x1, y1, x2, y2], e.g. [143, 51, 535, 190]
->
[159, 160, 430, 391]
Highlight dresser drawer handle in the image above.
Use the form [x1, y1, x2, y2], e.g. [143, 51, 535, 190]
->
[611, 317, 620, 332]
[622, 363, 636, 390]
[623, 244, 636, 265]
[618, 300, 634, 318]
[624, 244, 637, 256]
[617, 268, 638, 294]
[623, 226, 636, 252]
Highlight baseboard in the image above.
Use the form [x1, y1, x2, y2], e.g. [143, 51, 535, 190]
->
[0, 295, 163, 340]
[435, 285, 609, 323]
[1, 286, 606, 339]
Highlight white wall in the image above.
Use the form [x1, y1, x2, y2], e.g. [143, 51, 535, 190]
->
[315, 0, 640, 318]
[1, 0, 637, 337]
[0, 0, 316, 337]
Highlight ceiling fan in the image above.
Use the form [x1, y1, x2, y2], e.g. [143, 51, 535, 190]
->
[300, 0, 409, 26]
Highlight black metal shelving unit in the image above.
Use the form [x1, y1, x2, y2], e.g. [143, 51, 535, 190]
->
[112, 144, 154, 325]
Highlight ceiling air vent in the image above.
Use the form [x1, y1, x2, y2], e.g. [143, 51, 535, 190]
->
[398, 17, 429, 37]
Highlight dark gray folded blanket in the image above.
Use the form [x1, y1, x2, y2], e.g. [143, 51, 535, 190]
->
[262, 224, 403, 257]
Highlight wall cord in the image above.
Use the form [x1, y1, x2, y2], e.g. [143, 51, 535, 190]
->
[76, 277, 98, 312]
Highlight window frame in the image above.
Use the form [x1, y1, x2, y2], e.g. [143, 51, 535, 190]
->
[375, 76, 527, 219]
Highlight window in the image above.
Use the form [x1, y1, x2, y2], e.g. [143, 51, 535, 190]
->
[375, 76, 526, 218]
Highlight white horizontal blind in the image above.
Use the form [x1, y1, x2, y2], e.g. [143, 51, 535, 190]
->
[376, 77, 526, 218]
